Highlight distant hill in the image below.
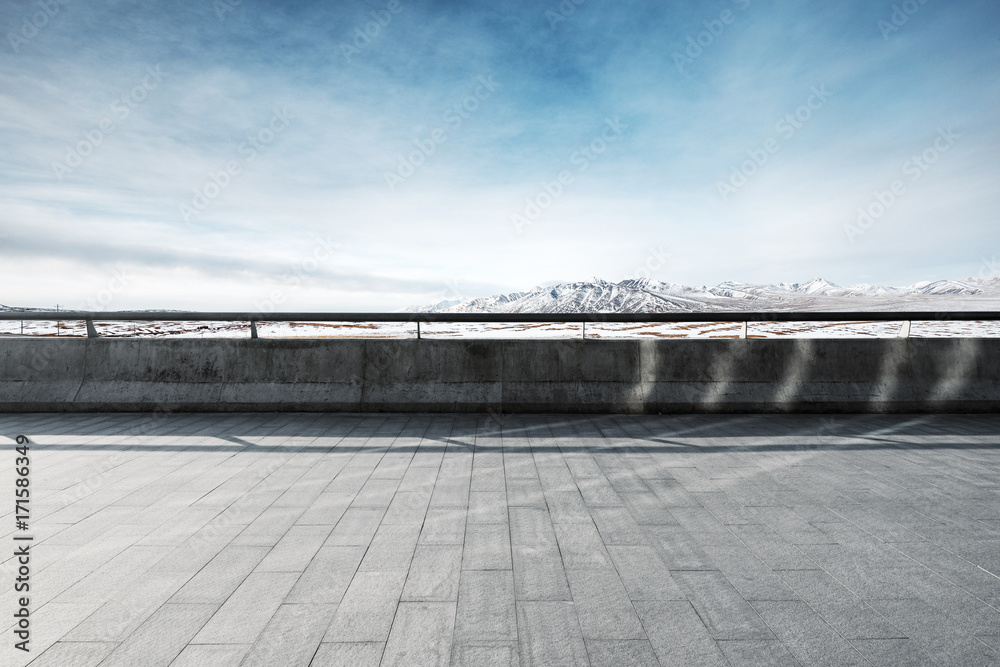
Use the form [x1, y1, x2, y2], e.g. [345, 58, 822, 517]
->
[414, 277, 1000, 313]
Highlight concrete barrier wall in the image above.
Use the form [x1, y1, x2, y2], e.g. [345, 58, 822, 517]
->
[0, 337, 997, 413]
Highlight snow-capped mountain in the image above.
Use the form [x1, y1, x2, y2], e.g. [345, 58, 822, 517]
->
[416, 277, 996, 313]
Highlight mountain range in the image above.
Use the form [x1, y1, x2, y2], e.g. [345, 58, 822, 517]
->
[416, 277, 1000, 314]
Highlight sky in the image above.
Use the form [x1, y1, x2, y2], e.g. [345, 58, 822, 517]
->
[1, 0, 999, 311]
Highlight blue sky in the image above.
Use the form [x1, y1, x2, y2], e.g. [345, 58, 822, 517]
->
[2, 0, 998, 310]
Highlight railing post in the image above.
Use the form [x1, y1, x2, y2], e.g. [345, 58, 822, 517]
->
[582, 321, 586, 340]
[250, 320, 259, 339]
[897, 321, 911, 338]
[85, 320, 99, 338]
[739, 322, 748, 339]
[417, 321, 421, 340]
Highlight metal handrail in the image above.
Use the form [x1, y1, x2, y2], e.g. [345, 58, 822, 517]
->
[2, 310, 999, 340]
[1, 311, 999, 323]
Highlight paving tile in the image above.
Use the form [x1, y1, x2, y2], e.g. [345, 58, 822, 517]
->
[516, 601, 589, 666]
[913, 581, 1000, 636]
[544, 490, 592, 523]
[231, 506, 306, 546]
[353, 478, 400, 507]
[506, 477, 546, 507]
[512, 544, 572, 601]
[454, 570, 517, 643]
[99, 603, 218, 667]
[565, 568, 645, 639]
[470, 466, 505, 493]
[537, 465, 576, 493]
[382, 601, 457, 667]
[694, 491, 762, 525]
[564, 453, 604, 479]
[751, 506, 834, 545]
[311, 642, 385, 666]
[170, 545, 269, 604]
[671, 506, 742, 546]
[584, 639, 660, 666]
[779, 568, 906, 639]
[324, 571, 408, 643]
[915, 636, 1000, 667]
[149, 524, 245, 575]
[635, 600, 729, 666]
[430, 478, 470, 508]
[359, 523, 421, 571]
[508, 506, 558, 547]
[256, 524, 332, 572]
[286, 546, 366, 603]
[701, 544, 798, 601]
[590, 506, 646, 545]
[646, 477, 701, 507]
[192, 571, 299, 644]
[642, 524, 715, 571]
[383, 490, 432, 524]
[829, 504, 926, 543]
[672, 570, 775, 640]
[449, 642, 520, 666]
[606, 545, 685, 600]
[296, 492, 353, 525]
[169, 644, 250, 667]
[728, 523, 817, 570]
[62, 569, 190, 642]
[468, 492, 508, 524]
[463, 523, 512, 570]
[403, 545, 463, 601]
[892, 540, 1000, 598]
[718, 640, 798, 666]
[420, 507, 468, 545]
[849, 638, 937, 667]
[397, 466, 439, 492]
[324, 507, 385, 547]
[134, 506, 221, 546]
[620, 491, 678, 525]
[867, 597, 966, 639]
[752, 600, 869, 666]
[54, 545, 170, 605]
[606, 468, 649, 494]
[241, 603, 337, 666]
[577, 476, 622, 506]
[21, 641, 116, 667]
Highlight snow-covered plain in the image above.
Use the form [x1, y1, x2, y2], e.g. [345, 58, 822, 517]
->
[3, 277, 999, 339]
[4, 319, 998, 340]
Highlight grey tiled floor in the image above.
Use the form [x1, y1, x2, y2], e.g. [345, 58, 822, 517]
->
[2, 412, 1000, 666]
